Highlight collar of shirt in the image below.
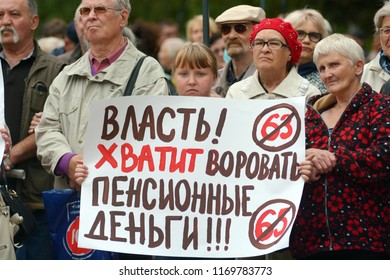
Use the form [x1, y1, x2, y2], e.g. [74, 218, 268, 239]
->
[227, 62, 249, 87]
[379, 50, 390, 74]
[298, 61, 317, 76]
[90, 38, 128, 76]
[0, 47, 35, 69]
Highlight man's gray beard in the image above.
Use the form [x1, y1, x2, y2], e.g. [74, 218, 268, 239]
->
[0, 26, 21, 44]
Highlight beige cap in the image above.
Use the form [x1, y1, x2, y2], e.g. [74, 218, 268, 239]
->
[215, 5, 266, 24]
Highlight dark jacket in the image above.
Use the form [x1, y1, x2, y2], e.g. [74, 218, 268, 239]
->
[213, 60, 256, 97]
[16, 41, 65, 208]
[289, 83, 390, 259]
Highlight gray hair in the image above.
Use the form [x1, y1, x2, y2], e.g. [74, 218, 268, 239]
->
[161, 37, 186, 59]
[115, 0, 131, 13]
[26, 0, 38, 17]
[374, 0, 390, 31]
[284, 8, 329, 39]
[123, 26, 136, 44]
[313, 33, 365, 65]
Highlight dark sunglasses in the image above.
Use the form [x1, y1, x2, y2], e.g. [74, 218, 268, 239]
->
[297, 30, 322, 43]
[220, 24, 248, 36]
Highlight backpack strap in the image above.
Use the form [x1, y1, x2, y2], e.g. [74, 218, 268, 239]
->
[123, 56, 147, 96]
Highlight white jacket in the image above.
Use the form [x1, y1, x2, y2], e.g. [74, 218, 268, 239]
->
[226, 67, 320, 102]
[361, 52, 390, 92]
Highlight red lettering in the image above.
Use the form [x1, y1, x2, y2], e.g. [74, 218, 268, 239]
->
[138, 145, 155, 171]
[95, 143, 118, 169]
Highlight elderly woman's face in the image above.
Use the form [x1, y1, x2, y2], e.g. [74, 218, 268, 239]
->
[252, 29, 291, 74]
[379, 16, 390, 57]
[316, 52, 363, 96]
[295, 21, 321, 65]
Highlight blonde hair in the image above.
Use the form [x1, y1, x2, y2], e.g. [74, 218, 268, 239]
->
[186, 15, 218, 42]
[172, 42, 218, 78]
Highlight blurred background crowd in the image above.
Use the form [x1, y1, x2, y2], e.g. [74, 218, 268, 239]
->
[35, 0, 382, 62]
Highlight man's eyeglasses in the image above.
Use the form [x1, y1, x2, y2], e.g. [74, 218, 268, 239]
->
[79, 6, 122, 17]
[220, 24, 248, 36]
[379, 27, 390, 36]
[297, 30, 322, 43]
[251, 39, 289, 50]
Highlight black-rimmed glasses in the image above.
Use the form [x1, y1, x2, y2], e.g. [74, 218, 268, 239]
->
[220, 24, 248, 36]
[79, 6, 122, 17]
[251, 39, 289, 50]
[297, 30, 322, 43]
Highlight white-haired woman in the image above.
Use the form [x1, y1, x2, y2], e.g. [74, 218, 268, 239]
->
[290, 33, 390, 260]
[361, 0, 390, 91]
[285, 8, 329, 93]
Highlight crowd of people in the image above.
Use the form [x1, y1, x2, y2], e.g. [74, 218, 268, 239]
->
[0, 0, 388, 261]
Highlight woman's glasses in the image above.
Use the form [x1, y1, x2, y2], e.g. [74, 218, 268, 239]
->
[297, 30, 322, 43]
[220, 24, 248, 36]
[251, 39, 289, 50]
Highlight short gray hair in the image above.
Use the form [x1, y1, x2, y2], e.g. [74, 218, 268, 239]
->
[26, 0, 38, 17]
[374, 0, 390, 31]
[115, 0, 131, 13]
[313, 33, 365, 65]
[161, 37, 186, 59]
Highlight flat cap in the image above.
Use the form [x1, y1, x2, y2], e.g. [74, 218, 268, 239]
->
[215, 5, 266, 24]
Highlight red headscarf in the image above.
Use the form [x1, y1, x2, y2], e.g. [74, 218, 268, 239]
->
[249, 18, 302, 64]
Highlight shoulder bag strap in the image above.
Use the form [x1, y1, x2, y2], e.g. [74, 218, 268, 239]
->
[123, 56, 147, 96]
[0, 162, 7, 187]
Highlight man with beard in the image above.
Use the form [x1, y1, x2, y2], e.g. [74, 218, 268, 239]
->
[0, 0, 65, 259]
[213, 5, 265, 97]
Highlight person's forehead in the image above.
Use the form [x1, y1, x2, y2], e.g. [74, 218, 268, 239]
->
[381, 15, 390, 26]
[211, 38, 224, 46]
[220, 21, 252, 26]
[81, 0, 114, 6]
[296, 21, 320, 32]
[0, 0, 27, 11]
[256, 29, 284, 39]
[163, 25, 178, 32]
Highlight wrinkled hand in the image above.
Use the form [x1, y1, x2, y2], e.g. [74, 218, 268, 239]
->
[306, 148, 336, 174]
[28, 112, 42, 134]
[68, 154, 84, 192]
[299, 154, 315, 182]
[74, 159, 89, 186]
[0, 127, 12, 158]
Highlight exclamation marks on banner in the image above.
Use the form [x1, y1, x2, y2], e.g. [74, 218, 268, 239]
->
[207, 217, 231, 251]
[212, 108, 227, 144]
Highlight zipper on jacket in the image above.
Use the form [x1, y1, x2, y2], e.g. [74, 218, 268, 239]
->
[307, 103, 335, 252]
[324, 135, 333, 251]
[323, 99, 355, 251]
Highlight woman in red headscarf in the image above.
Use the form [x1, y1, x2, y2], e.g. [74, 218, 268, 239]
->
[226, 18, 320, 260]
[226, 17, 321, 101]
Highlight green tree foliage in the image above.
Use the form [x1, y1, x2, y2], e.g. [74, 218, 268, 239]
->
[36, 0, 385, 49]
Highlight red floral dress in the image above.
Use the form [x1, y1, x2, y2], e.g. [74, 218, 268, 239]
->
[289, 83, 390, 259]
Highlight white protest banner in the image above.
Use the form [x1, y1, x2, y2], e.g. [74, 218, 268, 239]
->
[78, 95, 306, 258]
